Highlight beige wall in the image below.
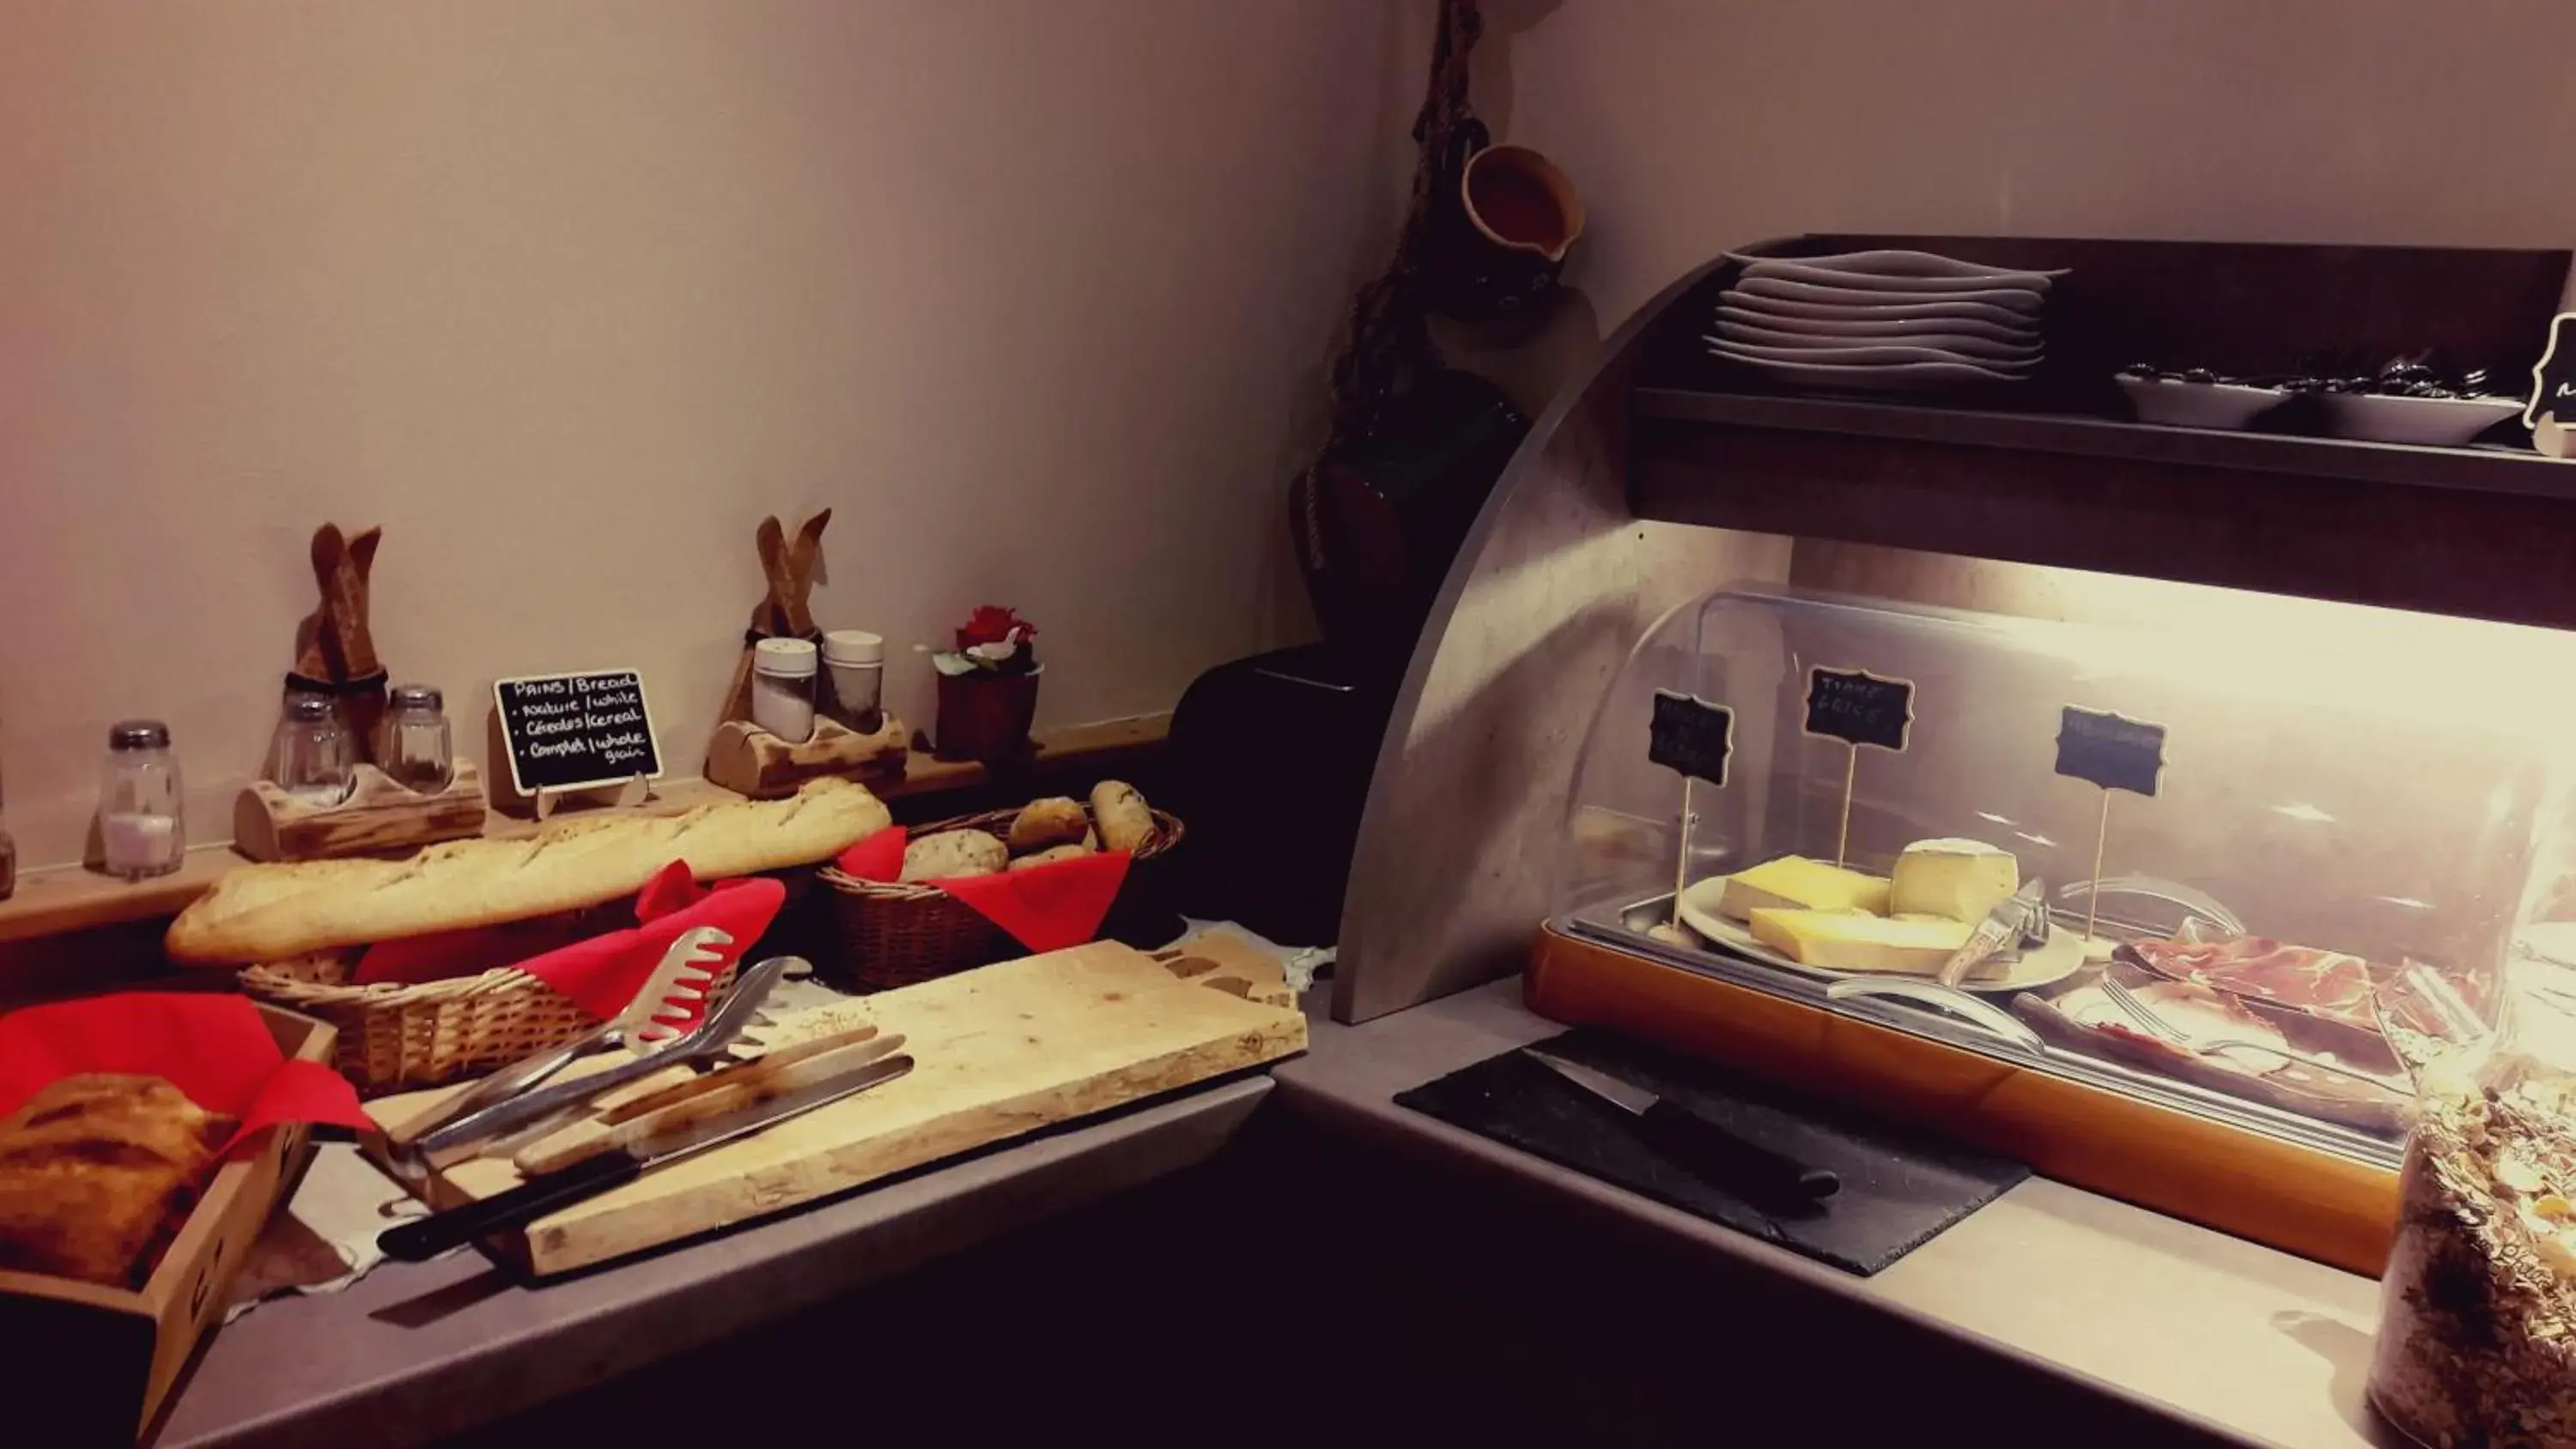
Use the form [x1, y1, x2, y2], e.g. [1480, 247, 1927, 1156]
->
[0, 1, 1404, 866]
[1485, 0, 2576, 336]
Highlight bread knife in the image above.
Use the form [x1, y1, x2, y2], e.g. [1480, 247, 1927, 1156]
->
[1526, 1049, 1838, 1208]
[379, 1050, 914, 1263]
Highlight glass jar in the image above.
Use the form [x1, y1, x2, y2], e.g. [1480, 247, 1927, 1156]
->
[378, 683, 454, 793]
[751, 637, 818, 744]
[97, 718, 185, 878]
[269, 694, 355, 807]
[821, 629, 885, 732]
[2371, 960, 2576, 1446]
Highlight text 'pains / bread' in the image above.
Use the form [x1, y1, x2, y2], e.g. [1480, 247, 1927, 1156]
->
[166, 777, 891, 965]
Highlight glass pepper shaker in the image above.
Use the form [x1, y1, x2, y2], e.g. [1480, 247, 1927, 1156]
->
[378, 683, 454, 793]
[98, 718, 185, 879]
[269, 694, 355, 807]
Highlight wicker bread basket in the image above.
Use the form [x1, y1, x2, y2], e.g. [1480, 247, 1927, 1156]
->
[818, 805, 1182, 991]
[236, 952, 738, 1095]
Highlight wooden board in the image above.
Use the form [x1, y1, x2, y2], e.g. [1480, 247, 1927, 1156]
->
[367, 939, 1304, 1275]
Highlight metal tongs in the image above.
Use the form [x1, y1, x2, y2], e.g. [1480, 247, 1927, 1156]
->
[400, 950, 799, 1171]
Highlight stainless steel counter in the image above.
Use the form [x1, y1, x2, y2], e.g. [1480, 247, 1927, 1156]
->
[1273, 977, 2401, 1449]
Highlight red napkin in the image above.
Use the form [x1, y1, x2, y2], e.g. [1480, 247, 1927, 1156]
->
[0, 992, 369, 1156]
[352, 863, 785, 1034]
[835, 826, 1130, 955]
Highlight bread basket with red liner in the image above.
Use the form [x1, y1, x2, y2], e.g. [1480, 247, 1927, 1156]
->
[0, 993, 367, 1440]
[167, 779, 894, 1093]
[819, 780, 1182, 991]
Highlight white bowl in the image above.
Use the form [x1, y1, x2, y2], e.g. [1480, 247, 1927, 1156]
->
[1730, 274, 2044, 316]
[2313, 391, 2526, 446]
[1716, 301, 2038, 346]
[1728, 248, 2069, 289]
[2117, 376, 2286, 431]
[1715, 316, 2040, 364]
[1739, 255, 2066, 296]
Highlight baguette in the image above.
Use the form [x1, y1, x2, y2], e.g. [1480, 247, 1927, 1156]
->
[167, 777, 890, 964]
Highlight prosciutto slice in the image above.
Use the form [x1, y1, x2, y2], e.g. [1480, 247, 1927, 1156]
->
[2125, 936, 2379, 1031]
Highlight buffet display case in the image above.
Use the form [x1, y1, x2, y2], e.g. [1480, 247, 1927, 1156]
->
[1532, 579, 2576, 1270]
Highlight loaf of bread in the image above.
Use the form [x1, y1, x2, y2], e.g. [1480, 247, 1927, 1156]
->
[0, 1075, 233, 1287]
[167, 777, 891, 964]
[1009, 840, 1097, 871]
[1090, 780, 1155, 853]
[1006, 797, 1091, 854]
[901, 829, 1008, 882]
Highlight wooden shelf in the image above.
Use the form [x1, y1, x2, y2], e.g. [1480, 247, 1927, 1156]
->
[0, 712, 1170, 949]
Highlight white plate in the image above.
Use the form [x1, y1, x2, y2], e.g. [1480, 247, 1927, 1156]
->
[1706, 336, 2035, 373]
[1722, 282, 2042, 327]
[1739, 256, 2066, 296]
[1715, 316, 2041, 364]
[1732, 274, 2045, 313]
[1727, 248, 2069, 289]
[1716, 301, 2038, 346]
[2116, 376, 2285, 431]
[1674, 876, 2087, 994]
[2314, 391, 2525, 446]
[1703, 352, 2027, 392]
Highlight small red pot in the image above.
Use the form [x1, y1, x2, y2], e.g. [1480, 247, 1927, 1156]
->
[934, 667, 1042, 763]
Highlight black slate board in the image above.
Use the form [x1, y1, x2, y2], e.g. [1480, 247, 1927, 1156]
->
[1397, 1028, 2029, 1276]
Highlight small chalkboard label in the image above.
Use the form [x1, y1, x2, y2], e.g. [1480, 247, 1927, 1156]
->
[2526, 312, 2576, 458]
[1802, 666, 1914, 753]
[494, 670, 665, 795]
[2054, 706, 2167, 797]
[1648, 689, 1734, 788]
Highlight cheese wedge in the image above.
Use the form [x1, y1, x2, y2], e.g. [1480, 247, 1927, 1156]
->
[1890, 838, 2019, 923]
[1747, 907, 1971, 974]
[1716, 855, 1891, 921]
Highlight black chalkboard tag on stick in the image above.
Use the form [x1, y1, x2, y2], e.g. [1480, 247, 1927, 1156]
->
[1646, 690, 1733, 942]
[2525, 312, 2576, 460]
[1801, 666, 1915, 867]
[495, 670, 665, 817]
[2054, 705, 2170, 941]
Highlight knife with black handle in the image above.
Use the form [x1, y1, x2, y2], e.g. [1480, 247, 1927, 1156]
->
[1528, 1049, 1838, 1211]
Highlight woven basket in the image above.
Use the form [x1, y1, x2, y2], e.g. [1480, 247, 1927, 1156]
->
[818, 806, 1183, 991]
[236, 952, 737, 1095]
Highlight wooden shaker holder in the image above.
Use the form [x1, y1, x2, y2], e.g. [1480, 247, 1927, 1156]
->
[234, 758, 487, 863]
[703, 713, 910, 801]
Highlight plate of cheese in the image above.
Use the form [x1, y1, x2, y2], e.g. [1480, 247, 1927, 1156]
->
[1674, 840, 2087, 994]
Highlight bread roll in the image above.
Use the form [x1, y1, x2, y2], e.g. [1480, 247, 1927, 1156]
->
[1006, 797, 1091, 854]
[167, 777, 891, 964]
[1090, 780, 1154, 853]
[901, 829, 1008, 882]
[0, 1075, 232, 1287]
[1009, 840, 1097, 871]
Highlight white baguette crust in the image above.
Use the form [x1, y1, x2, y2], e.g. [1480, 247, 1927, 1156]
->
[166, 778, 890, 964]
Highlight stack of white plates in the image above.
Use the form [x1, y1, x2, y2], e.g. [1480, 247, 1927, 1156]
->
[1704, 250, 2065, 392]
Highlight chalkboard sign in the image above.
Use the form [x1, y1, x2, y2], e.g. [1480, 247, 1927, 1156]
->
[494, 670, 665, 795]
[1648, 689, 1733, 788]
[1802, 666, 1914, 753]
[2054, 706, 2167, 797]
[2527, 312, 2576, 458]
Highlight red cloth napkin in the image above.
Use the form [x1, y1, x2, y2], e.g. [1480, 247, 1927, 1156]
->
[0, 992, 369, 1156]
[835, 827, 1130, 955]
[352, 863, 785, 1034]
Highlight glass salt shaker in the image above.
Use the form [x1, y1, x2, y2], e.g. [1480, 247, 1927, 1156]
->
[377, 683, 454, 793]
[269, 694, 355, 807]
[98, 719, 185, 879]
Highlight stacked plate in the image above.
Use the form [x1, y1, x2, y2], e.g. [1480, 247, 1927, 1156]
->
[1704, 250, 2065, 393]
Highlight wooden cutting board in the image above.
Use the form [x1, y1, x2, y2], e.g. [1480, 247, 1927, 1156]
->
[366, 940, 1306, 1275]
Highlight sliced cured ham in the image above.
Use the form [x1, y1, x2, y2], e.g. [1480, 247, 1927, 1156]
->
[2126, 936, 2379, 1031]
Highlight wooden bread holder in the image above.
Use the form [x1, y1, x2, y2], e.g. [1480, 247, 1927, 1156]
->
[232, 759, 487, 863]
[0, 1005, 333, 1442]
[703, 714, 908, 801]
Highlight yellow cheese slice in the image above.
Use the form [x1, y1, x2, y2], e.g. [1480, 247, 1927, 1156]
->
[1889, 838, 2019, 923]
[1747, 907, 1971, 974]
[1716, 855, 1891, 921]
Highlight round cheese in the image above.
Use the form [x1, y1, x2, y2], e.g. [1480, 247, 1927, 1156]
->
[1890, 838, 2020, 924]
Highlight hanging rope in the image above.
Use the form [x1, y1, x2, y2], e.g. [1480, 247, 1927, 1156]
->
[1322, 0, 1483, 452]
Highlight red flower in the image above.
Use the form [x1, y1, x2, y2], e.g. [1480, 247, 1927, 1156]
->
[957, 606, 1037, 648]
